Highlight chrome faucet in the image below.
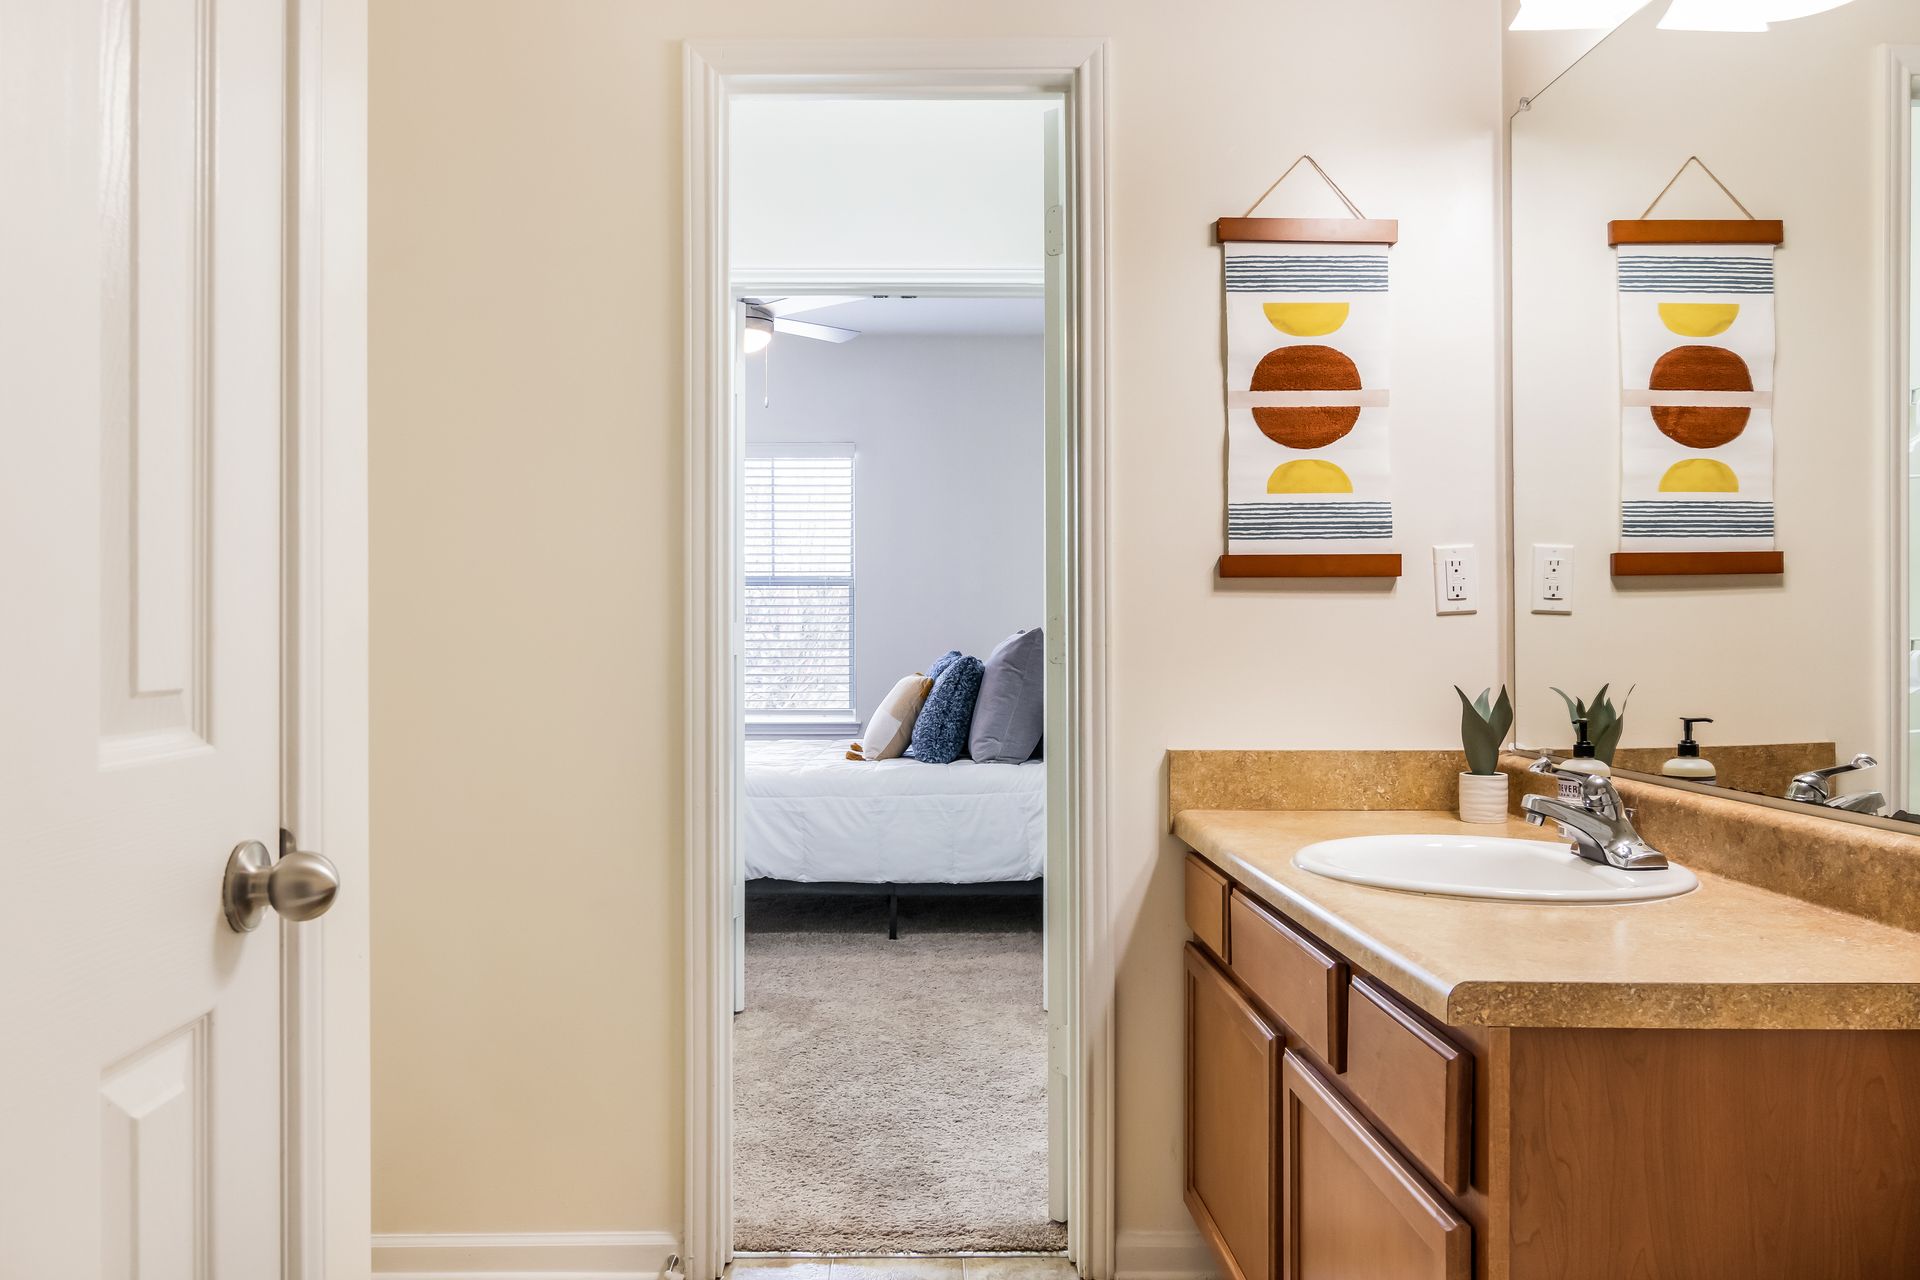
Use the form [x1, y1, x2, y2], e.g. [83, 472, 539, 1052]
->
[1785, 754, 1885, 815]
[1521, 756, 1670, 870]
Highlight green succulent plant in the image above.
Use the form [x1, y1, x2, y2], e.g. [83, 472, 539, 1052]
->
[1453, 685, 1514, 777]
[1550, 683, 1635, 765]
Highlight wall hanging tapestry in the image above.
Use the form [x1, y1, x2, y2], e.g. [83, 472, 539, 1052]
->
[1216, 156, 1400, 579]
[1609, 157, 1784, 577]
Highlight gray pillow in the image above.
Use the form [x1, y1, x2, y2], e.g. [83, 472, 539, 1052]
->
[968, 627, 1045, 763]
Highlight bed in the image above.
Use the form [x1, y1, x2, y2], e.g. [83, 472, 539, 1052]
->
[743, 737, 1046, 937]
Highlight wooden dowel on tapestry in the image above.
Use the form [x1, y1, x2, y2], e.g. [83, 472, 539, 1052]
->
[1215, 217, 1399, 245]
[1607, 219, 1783, 246]
[1610, 551, 1784, 577]
[1217, 553, 1403, 579]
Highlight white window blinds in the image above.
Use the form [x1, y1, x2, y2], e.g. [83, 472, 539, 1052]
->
[744, 447, 856, 723]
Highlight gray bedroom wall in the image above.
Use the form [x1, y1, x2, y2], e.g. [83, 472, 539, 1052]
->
[744, 328, 1045, 728]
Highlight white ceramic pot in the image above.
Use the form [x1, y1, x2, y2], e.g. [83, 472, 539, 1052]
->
[1458, 771, 1509, 824]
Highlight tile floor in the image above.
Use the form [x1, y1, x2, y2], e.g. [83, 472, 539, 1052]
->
[730, 1254, 1074, 1280]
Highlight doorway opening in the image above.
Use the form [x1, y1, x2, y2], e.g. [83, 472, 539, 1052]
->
[726, 96, 1066, 1262]
[683, 40, 1113, 1280]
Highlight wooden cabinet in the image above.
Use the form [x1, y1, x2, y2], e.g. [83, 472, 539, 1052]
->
[1185, 943, 1280, 1280]
[1280, 1052, 1471, 1280]
[1343, 975, 1472, 1194]
[1182, 845, 1920, 1278]
[1228, 889, 1346, 1070]
[1184, 853, 1230, 959]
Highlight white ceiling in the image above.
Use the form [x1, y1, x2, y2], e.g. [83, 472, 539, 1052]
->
[784, 295, 1044, 338]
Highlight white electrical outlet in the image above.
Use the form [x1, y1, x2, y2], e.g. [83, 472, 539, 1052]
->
[1533, 543, 1574, 613]
[1431, 545, 1476, 615]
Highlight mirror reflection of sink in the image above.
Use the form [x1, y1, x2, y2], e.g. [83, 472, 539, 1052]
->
[1293, 834, 1699, 903]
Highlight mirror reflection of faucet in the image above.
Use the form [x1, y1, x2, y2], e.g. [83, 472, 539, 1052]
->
[1785, 754, 1885, 816]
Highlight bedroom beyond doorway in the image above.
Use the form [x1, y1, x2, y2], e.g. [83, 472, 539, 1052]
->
[726, 93, 1068, 1261]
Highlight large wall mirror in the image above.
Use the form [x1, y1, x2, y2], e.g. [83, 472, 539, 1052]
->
[1508, 2, 1920, 822]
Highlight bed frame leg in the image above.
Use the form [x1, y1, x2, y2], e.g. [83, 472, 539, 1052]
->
[888, 890, 898, 940]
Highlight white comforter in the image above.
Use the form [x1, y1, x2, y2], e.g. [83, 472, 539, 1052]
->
[743, 738, 1045, 884]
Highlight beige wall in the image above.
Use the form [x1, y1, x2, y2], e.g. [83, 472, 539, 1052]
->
[1510, 1, 1920, 770]
[372, 0, 1506, 1245]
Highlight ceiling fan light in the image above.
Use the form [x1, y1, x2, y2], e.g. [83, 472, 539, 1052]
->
[743, 314, 774, 354]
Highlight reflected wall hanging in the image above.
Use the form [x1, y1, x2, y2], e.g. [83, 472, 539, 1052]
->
[1216, 157, 1400, 579]
[1609, 157, 1785, 577]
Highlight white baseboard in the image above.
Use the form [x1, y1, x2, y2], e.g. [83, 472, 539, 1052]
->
[372, 1231, 679, 1279]
[1113, 1228, 1218, 1280]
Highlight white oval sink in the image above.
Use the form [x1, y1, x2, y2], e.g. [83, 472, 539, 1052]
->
[1293, 834, 1698, 903]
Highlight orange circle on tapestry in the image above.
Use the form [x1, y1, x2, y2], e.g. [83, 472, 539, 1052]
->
[1250, 344, 1361, 449]
[1648, 344, 1751, 449]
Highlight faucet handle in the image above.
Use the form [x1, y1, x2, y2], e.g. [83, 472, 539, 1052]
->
[1806, 753, 1878, 779]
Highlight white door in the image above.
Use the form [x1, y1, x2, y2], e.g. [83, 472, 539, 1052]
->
[1040, 104, 1072, 1227]
[1, 0, 292, 1275]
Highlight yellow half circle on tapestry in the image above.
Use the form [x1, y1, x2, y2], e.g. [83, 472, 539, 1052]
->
[1658, 303, 1740, 338]
[1268, 459, 1353, 494]
[1659, 458, 1739, 492]
[1264, 302, 1350, 337]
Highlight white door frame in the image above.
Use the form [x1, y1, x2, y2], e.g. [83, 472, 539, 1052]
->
[683, 37, 1114, 1280]
[1885, 45, 1919, 815]
[288, 0, 371, 1275]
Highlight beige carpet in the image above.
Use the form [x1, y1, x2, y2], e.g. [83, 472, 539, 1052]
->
[733, 893, 1066, 1253]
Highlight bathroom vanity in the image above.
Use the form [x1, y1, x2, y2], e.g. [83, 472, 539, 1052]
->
[1175, 799, 1920, 1279]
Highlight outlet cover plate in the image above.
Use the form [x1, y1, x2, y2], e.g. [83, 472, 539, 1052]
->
[1432, 544, 1476, 615]
[1533, 543, 1574, 614]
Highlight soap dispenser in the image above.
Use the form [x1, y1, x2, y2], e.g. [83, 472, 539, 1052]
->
[1662, 717, 1717, 782]
[1557, 717, 1612, 784]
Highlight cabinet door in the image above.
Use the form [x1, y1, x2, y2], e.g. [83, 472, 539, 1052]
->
[1281, 1051, 1470, 1280]
[1185, 943, 1280, 1280]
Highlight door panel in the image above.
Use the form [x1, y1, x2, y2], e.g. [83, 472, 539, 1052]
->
[1185, 944, 1281, 1280]
[1, 0, 288, 1273]
[1281, 1052, 1469, 1280]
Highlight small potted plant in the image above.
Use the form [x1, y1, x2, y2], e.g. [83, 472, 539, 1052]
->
[1453, 685, 1514, 823]
[1551, 683, 1633, 765]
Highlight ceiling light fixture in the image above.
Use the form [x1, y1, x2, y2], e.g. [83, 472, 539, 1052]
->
[1509, 0, 1855, 29]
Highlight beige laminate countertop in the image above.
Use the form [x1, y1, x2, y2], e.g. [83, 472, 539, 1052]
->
[1175, 808, 1920, 1031]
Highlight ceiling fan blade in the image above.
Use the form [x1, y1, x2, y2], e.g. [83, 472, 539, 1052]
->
[760, 295, 863, 318]
[773, 316, 860, 343]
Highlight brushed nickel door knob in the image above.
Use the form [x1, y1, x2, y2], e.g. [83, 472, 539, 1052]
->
[223, 834, 340, 932]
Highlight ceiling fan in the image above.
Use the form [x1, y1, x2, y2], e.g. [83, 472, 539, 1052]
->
[740, 295, 862, 352]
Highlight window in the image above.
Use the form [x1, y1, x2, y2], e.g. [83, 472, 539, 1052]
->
[744, 445, 856, 728]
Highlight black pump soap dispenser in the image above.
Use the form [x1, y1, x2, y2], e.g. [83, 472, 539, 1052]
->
[1558, 717, 1611, 779]
[1662, 717, 1717, 782]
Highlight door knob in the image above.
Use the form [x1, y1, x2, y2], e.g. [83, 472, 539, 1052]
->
[223, 831, 340, 932]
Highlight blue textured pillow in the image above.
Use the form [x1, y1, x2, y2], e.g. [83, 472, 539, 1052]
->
[909, 655, 985, 764]
[925, 650, 962, 682]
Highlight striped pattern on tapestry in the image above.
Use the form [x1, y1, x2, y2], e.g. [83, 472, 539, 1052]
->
[1228, 501, 1393, 541]
[1224, 255, 1389, 293]
[1617, 255, 1773, 294]
[1621, 500, 1774, 539]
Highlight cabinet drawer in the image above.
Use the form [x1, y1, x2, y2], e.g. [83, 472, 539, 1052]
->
[1184, 853, 1230, 958]
[1343, 976, 1472, 1194]
[1281, 1051, 1470, 1280]
[1228, 890, 1346, 1070]
[1185, 944, 1280, 1280]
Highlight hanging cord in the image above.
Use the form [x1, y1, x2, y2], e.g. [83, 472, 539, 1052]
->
[1242, 154, 1367, 219]
[1639, 155, 1756, 220]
